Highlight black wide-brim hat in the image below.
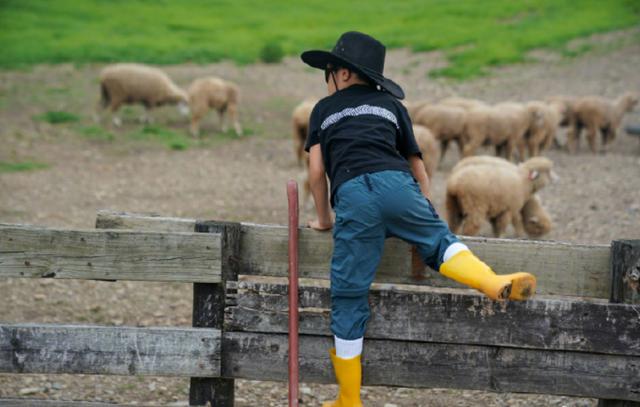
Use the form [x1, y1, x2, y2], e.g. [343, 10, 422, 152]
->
[301, 31, 405, 99]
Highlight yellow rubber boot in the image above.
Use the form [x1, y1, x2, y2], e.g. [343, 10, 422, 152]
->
[439, 250, 536, 301]
[322, 348, 363, 407]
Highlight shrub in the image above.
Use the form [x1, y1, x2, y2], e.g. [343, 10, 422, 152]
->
[260, 41, 284, 63]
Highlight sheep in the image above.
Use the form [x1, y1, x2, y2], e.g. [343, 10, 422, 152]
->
[462, 102, 542, 161]
[519, 101, 563, 158]
[405, 100, 432, 120]
[187, 77, 243, 137]
[439, 96, 488, 111]
[413, 103, 467, 162]
[98, 63, 189, 127]
[445, 155, 555, 237]
[412, 124, 441, 179]
[521, 195, 552, 238]
[568, 92, 639, 153]
[292, 99, 318, 167]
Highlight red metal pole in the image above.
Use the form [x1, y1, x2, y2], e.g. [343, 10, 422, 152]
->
[287, 180, 300, 407]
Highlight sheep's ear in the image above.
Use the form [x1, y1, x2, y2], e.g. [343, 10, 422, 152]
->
[529, 170, 539, 180]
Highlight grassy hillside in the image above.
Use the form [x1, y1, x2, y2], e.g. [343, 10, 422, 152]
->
[0, 0, 638, 78]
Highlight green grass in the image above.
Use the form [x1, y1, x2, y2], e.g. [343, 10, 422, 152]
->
[0, 1, 638, 79]
[78, 125, 114, 141]
[0, 161, 49, 173]
[129, 125, 191, 150]
[34, 110, 80, 124]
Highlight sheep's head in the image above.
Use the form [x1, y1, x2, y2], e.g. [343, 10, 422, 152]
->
[520, 156, 556, 192]
[622, 92, 639, 112]
[521, 196, 552, 237]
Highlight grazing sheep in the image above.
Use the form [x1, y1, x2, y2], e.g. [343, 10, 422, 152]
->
[292, 99, 318, 167]
[98, 63, 189, 126]
[445, 156, 555, 237]
[413, 104, 467, 161]
[412, 124, 441, 179]
[568, 92, 639, 153]
[519, 101, 563, 158]
[187, 77, 243, 137]
[462, 102, 542, 161]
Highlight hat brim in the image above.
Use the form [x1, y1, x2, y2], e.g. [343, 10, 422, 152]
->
[301, 50, 405, 99]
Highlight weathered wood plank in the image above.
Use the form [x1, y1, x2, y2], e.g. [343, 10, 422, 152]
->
[611, 240, 640, 304]
[0, 324, 221, 377]
[0, 224, 221, 283]
[93, 211, 612, 297]
[225, 280, 640, 356]
[223, 332, 640, 401]
[240, 223, 611, 298]
[189, 221, 240, 407]
[96, 210, 196, 232]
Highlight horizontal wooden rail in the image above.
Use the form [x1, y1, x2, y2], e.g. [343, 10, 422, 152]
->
[225, 280, 640, 356]
[96, 210, 611, 298]
[223, 332, 640, 401]
[0, 324, 220, 377]
[0, 223, 221, 283]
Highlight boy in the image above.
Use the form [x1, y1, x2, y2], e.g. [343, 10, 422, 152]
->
[301, 31, 536, 407]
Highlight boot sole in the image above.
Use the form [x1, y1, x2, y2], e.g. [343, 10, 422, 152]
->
[508, 273, 537, 300]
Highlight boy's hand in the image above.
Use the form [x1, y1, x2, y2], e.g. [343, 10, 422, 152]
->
[308, 219, 333, 231]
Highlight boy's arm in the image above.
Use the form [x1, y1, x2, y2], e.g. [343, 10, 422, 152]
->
[409, 155, 431, 200]
[308, 144, 333, 230]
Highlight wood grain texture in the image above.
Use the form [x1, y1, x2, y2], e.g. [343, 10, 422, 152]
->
[95, 210, 196, 232]
[225, 280, 640, 356]
[0, 324, 220, 377]
[0, 223, 221, 283]
[93, 211, 612, 298]
[223, 332, 640, 401]
[240, 223, 611, 298]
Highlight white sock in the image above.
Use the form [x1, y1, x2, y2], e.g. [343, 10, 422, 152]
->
[335, 336, 363, 359]
[443, 242, 469, 262]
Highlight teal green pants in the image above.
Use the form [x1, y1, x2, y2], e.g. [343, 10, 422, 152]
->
[330, 170, 459, 340]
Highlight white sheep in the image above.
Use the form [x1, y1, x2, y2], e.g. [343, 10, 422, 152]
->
[462, 102, 542, 161]
[519, 101, 563, 158]
[98, 63, 189, 127]
[413, 103, 467, 162]
[292, 99, 318, 167]
[412, 124, 441, 179]
[446, 155, 555, 237]
[568, 92, 639, 153]
[187, 77, 243, 137]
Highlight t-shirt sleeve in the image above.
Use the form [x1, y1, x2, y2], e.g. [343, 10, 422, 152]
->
[395, 103, 422, 159]
[304, 105, 321, 152]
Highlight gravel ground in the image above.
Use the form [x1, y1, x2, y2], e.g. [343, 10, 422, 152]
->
[0, 28, 639, 406]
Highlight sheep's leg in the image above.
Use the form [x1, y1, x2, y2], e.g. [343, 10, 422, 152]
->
[190, 113, 204, 138]
[586, 125, 598, 154]
[440, 139, 450, 162]
[511, 211, 525, 238]
[567, 120, 580, 153]
[218, 109, 228, 133]
[227, 104, 243, 136]
[140, 107, 154, 125]
[462, 137, 481, 158]
[461, 213, 483, 236]
[503, 139, 516, 162]
[491, 211, 511, 238]
[528, 138, 540, 157]
[602, 126, 616, 151]
[517, 139, 527, 161]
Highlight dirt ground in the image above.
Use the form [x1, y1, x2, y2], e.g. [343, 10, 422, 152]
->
[0, 28, 639, 406]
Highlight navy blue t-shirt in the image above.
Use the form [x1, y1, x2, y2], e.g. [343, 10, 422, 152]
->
[304, 84, 421, 206]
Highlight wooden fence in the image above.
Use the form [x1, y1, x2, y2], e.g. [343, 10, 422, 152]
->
[0, 209, 639, 406]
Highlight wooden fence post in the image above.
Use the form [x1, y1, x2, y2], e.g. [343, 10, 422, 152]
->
[598, 240, 640, 407]
[190, 221, 241, 407]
